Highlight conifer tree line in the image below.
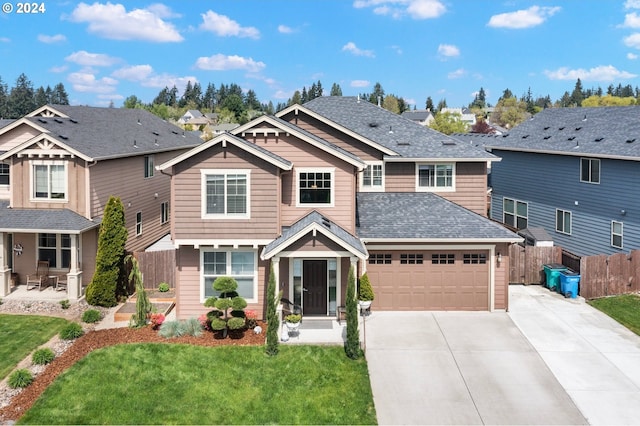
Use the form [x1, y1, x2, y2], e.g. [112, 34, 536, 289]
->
[0, 73, 69, 119]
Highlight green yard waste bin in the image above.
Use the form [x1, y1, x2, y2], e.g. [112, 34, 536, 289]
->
[543, 263, 567, 291]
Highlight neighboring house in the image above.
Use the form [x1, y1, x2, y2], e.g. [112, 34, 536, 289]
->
[158, 96, 520, 320]
[177, 110, 205, 125]
[0, 105, 202, 299]
[484, 106, 640, 256]
[441, 107, 477, 127]
[401, 109, 434, 126]
[209, 123, 240, 135]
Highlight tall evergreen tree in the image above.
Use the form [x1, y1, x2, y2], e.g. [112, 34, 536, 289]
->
[8, 73, 36, 117]
[330, 83, 342, 96]
[265, 263, 279, 356]
[344, 266, 361, 359]
[0, 76, 8, 118]
[51, 83, 69, 104]
[425, 96, 434, 112]
[202, 83, 216, 110]
[34, 87, 48, 107]
[570, 78, 584, 107]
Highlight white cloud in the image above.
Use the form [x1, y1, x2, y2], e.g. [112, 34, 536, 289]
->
[65, 50, 120, 67]
[342, 42, 375, 57]
[487, 6, 561, 29]
[140, 74, 198, 91]
[68, 71, 118, 94]
[199, 10, 260, 39]
[350, 80, 370, 87]
[447, 68, 467, 79]
[628, 52, 638, 59]
[437, 44, 460, 59]
[112, 65, 154, 81]
[195, 54, 266, 73]
[544, 65, 637, 81]
[68, 2, 183, 42]
[625, 0, 640, 9]
[0, 37, 11, 43]
[278, 24, 295, 34]
[50, 65, 68, 73]
[38, 34, 66, 43]
[620, 12, 640, 28]
[354, 0, 446, 20]
[624, 32, 640, 48]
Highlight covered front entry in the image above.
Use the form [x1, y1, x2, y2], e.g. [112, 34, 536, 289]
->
[302, 260, 327, 314]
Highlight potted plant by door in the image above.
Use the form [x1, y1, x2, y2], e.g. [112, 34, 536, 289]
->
[358, 273, 375, 311]
[285, 313, 302, 332]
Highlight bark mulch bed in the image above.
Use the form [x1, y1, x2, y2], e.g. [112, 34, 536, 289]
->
[0, 322, 266, 423]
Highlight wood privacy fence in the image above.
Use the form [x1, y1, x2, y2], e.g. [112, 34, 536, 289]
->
[578, 250, 640, 299]
[508, 245, 562, 285]
[133, 250, 175, 290]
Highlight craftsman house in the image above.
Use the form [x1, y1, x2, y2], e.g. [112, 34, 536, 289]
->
[484, 106, 640, 257]
[158, 96, 520, 320]
[0, 105, 202, 299]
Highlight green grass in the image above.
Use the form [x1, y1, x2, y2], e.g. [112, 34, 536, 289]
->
[19, 344, 377, 425]
[588, 294, 640, 336]
[0, 314, 71, 380]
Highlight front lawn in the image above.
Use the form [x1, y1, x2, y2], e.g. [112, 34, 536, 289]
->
[0, 314, 70, 380]
[588, 293, 640, 336]
[19, 344, 377, 425]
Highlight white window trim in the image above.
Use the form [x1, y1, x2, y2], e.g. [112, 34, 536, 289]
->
[29, 159, 68, 202]
[144, 155, 154, 179]
[415, 162, 456, 192]
[611, 220, 623, 249]
[201, 169, 251, 219]
[0, 163, 9, 187]
[580, 157, 600, 184]
[161, 201, 169, 225]
[135, 211, 142, 236]
[503, 197, 528, 229]
[556, 208, 572, 235]
[296, 167, 335, 208]
[359, 161, 385, 192]
[36, 233, 71, 270]
[200, 248, 258, 303]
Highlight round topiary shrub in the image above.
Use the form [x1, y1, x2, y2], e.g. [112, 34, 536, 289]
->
[158, 282, 170, 292]
[60, 322, 84, 340]
[32, 348, 55, 365]
[8, 369, 33, 388]
[82, 309, 102, 323]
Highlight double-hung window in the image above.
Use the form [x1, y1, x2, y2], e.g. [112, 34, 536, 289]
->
[503, 198, 528, 229]
[556, 209, 572, 235]
[361, 162, 383, 191]
[417, 163, 454, 191]
[144, 155, 154, 178]
[201, 169, 250, 218]
[38, 233, 71, 269]
[202, 250, 257, 302]
[297, 168, 334, 206]
[161, 201, 169, 224]
[611, 221, 623, 248]
[32, 161, 66, 201]
[0, 163, 9, 185]
[580, 158, 600, 184]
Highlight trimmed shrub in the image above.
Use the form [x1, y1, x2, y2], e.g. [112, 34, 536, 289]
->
[82, 309, 102, 324]
[358, 273, 375, 301]
[158, 282, 170, 292]
[32, 348, 55, 365]
[8, 369, 33, 388]
[60, 322, 84, 340]
[59, 299, 70, 309]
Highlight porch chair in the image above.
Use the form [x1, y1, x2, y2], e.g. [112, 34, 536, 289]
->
[26, 260, 50, 291]
[55, 270, 69, 292]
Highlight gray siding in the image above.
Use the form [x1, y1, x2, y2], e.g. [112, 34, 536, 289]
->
[490, 150, 640, 256]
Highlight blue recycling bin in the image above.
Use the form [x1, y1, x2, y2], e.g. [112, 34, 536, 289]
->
[559, 270, 580, 298]
[543, 263, 567, 291]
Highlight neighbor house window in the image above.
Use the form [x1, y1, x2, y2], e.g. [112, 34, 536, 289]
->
[361, 162, 383, 191]
[202, 250, 257, 302]
[32, 161, 66, 200]
[136, 212, 142, 235]
[144, 155, 154, 178]
[0, 164, 9, 185]
[503, 198, 528, 229]
[611, 221, 623, 248]
[161, 201, 169, 224]
[417, 163, 454, 191]
[201, 169, 250, 218]
[38, 233, 71, 269]
[580, 158, 600, 184]
[556, 209, 572, 234]
[297, 168, 334, 206]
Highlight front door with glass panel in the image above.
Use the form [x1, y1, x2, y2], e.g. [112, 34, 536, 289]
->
[302, 260, 327, 315]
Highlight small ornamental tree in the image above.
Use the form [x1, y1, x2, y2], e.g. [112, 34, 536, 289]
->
[345, 266, 362, 359]
[127, 255, 150, 328]
[265, 263, 279, 356]
[358, 273, 375, 302]
[204, 277, 246, 338]
[86, 196, 128, 307]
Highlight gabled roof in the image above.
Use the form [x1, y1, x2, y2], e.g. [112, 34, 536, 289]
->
[231, 115, 366, 169]
[401, 110, 433, 121]
[1, 105, 203, 161]
[484, 106, 640, 161]
[261, 210, 367, 260]
[286, 96, 497, 161]
[356, 192, 521, 242]
[157, 132, 293, 171]
[0, 201, 99, 234]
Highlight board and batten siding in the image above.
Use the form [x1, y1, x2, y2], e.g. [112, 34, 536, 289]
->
[491, 150, 640, 256]
[385, 161, 488, 216]
[171, 143, 280, 240]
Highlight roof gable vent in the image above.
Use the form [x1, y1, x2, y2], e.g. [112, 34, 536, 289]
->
[559, 126, 565, 130]
[567, 136, 576, 141]
[594, 137, 604, 142]
[368, 122, 379, 128]
[69, 118, 78, 124]
[521, 135, 529, 139]
[575, 126, 582, 131]
[543, 126, 550, 130]
[58, 135, 68, 140]
[321, 216, 331, 228]
[54, 118, 63, 124]
[396, 141, 410, 146]
[626, 138, 636, 143]
[38, 118, 47, 124]
[543, 135, 551, 140]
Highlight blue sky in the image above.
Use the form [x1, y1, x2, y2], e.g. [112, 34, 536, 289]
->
[1, 0, 640, 109]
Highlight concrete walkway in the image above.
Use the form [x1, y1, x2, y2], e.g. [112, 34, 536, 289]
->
[365, 285, 640, 425]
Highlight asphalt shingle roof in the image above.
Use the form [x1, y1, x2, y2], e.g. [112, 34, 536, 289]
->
[356, 192, 521, 241]
[303, 96, 497, 160]
[0, 201, 99, 233]
[483, 106, 640, 159]
[25, 105, 203, 160]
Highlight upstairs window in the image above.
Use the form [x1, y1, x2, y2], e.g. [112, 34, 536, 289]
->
[361, 162, 383, 191]
[202, 169, 250, 218]
[417, 163, 454, 191]
[32, 161, 66, 201]
[503, 198, 528, 229]
[297, 168, 334, 206]
[144, 155, 154, 178]
[161, 201, 169, 224]
[580, 158, 600, 184]
[0, 163, 9, 185]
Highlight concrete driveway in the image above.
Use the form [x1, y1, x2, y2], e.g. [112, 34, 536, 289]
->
[364, 285, 640, 425]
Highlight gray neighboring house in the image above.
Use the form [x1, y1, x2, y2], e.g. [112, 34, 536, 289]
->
[483, 106, 640, 256]
[401, 109, 434, 126]
[0, 104, 202, 299]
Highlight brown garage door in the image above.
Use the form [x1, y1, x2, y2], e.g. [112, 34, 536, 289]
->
[366, 250, 489, 311]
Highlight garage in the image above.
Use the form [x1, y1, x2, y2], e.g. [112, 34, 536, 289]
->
[365, 250, 490, 311]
